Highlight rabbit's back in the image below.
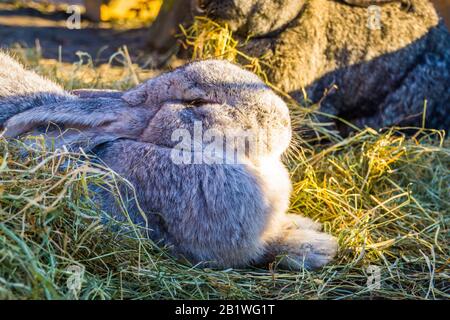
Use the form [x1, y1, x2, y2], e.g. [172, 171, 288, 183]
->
[267, 0, 440, 93]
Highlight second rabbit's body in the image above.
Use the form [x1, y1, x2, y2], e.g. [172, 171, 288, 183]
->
[196, 0, 450, 132]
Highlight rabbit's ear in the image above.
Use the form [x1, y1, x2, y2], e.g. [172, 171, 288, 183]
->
[122, 83, 148, 106]
[4, 98, 149, 151]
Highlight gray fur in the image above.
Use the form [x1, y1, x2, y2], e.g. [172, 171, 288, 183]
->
[0, 54, 337, 270]
[71, 89, 123, 99]
[0, 51, 75, 127]
[198, 0, 450, 131]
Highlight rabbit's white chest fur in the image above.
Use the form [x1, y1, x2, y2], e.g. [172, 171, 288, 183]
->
[252, 156, 293, 240]
[254, 156, 292, 210]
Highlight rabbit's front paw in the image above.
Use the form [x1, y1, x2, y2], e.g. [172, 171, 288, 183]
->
[283, 214, 322, 231]
[277, 229, 338, 270]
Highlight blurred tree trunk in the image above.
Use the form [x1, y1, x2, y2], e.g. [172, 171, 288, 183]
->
[146, 0, 193, 53]
[431, 0, 450, 28]
[84, 0, 104, 22]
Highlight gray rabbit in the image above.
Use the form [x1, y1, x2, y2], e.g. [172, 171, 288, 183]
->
[0, 52, 337, 270]
[192, 0, 450, 132]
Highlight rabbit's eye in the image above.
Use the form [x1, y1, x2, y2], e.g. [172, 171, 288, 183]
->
[185, 98, 213, 107]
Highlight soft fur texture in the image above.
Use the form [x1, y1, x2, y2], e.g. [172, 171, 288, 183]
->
[0, 54, 337, 270]
[197, 0, 450, 132]
[0, 52, 75, 126]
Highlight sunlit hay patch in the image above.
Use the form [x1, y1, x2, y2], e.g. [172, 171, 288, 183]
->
[180, 16, 272, 84]
[0, 135, 159, 299]
[288, 128, 449, 296]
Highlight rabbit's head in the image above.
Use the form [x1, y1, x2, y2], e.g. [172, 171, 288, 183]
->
[122, 59, 292, 161]
[4, 60, 291, 163]
[191, 0, 305, 37]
